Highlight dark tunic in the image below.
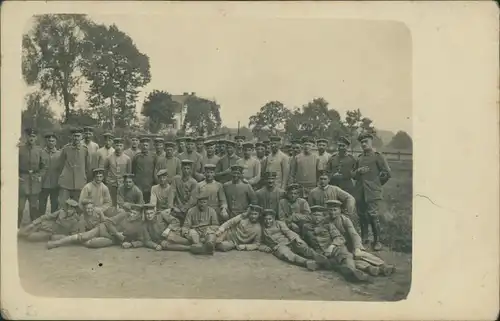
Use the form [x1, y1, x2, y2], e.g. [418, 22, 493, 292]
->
[19, 144, 47, 195]
[327, 152, 356, 194]
[132, 152, 157, 193]
[223, 181, 257, 217]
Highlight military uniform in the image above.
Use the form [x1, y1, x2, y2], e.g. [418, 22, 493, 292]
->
[278, 184, 312, 234]
[215, 208, 262, 252]
[131, 139, 157, 203]
[308, 184, 356, 214]
[261, 136, 289, 189]
[142, 205, 190, 251]
[178, 150, 204, 181]
[182, 194, 220, 253]
[223, 166, 257, 219]
[154, 149, 182, 184]
[256, 176, 285, 216]
[191, 172, 227, 217]
[150, 170, 174, 211]
[170, 164, 198, 221]
[237, 148, 262, 187]
[327, 152, 356, 195]
[103, 138, 132, 206]
[78, 169, 113, 215]
[39, 139, 62, 215]
[117, 174, 144, 210]
[18, 129, 47, 226]
[95, 132, 115, 169]
[215, 143, 241, 183]
[289, 151, 320, 198]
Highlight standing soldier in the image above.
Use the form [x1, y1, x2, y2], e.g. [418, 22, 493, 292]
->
[117, 173, 144, 210]
[308, 170, 356, 214]
[58, 127, 91, 207]
[254, 141, 267, 190]
[82, 126, 99, 178]
[223, 164, 257, 220]
[150, 169, 173, 212]
[262, 136, 289, 189]
[18, 128, 47, 227]
[278, 183, 312, 235]
[352, 132, 391, 251]
[234, 135, 245, 158]
[170, 159, 198, 223]
[154, 136, 166, 158]
[178, 137, 204, 181]
[96, 132, 115, 168]
[282, 143, 292, 157]
[202, 140, 220, 166]
[124, 133, 141, 159]
[39, 132, 61, 215]
[289, 136, 320, 198]
[256, 171, 285, 216]
[195, 136, 207, 158]
[236, 142, 261, 188]
[79, 168, 113, 216]
[263, 140, 271, 157]
[154, 141, 181, 184]
[191, 164, 229, 222]
[327, 136, 356, 196]
[215, 140, 240, 183]
[132, 136, 156, 203]
[103, 137, 132, 207]
[176, 136, 187, 156]
[316, 138, 331, 171]
[216, 139, 227, 158]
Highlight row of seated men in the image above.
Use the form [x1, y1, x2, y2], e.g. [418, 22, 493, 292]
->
[18, 162, 395, 284]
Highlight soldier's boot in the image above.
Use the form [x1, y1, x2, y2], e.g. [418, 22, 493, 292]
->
[380, 264, 396, 276]
[164, 244, 191, 252]
[203, 241, 215, 255]
[47, 233, 79, 249]
[359, 215, 370, 245]
[371, 216, 383, 251]
[294, 256, 316, 271]
[305, 260, 318, 271]
[338, 258, 372, 283]
[312, 252, 330, 269]
[189, 243, 205, 255]
[366, 266, 380, 276]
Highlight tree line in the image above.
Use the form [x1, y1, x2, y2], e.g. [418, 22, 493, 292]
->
[22, 14, 412, 150]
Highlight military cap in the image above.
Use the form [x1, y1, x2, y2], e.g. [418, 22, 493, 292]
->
[65, 199, 79, 207]
[175, 136, 186, 142]
[184, 137, 195, 143]
[301, 136, 313, 144]
[197, 192, 210, 200]
[153, 136, 165, 142]
[255, 141, 265, 147]
[142, 203, 156, 210]
[123, 173, 135, 179]
[358, 132, 374, 142]
[242, 142, 254, 149]
[217, 139, 227, 145]
[113, 137, 124, 143]
[230, 164, 244, 172]
[156, 169, 169, 177]
[264, 171, 278, 178]
[283, 143, 291, 149]
[204, 163, 217, 170]
[262, 140, 270, 145]
[164, 141, 176, 148]
[310, 205, 326, 212]
[92, 168, 105, 173]
[262, 209, 276, 217]
[204, 140, 216, 146]
[234, 135, 246, 141]
[81, 198, 94, 206]
[181, 159, 194, 166]
[129, 132, 140, 139]
[70, 127, 83, 134]
[316, 138, 328, 144]
[249, 204, 263, 212]
[225, 140, 236, 147]
[290, 138, 301, 145]
[83, 126, 94, 133]
[338, 136, 351, 145]
[44, 132, 57, 139]
[195, 136, 205, 142]
[269, 136, 281, 142]
[325, 199, 343, 207]
[286, 183, 301, 192]
[102, 132, 114, 138]
[318, 169, 330, 177]
[139, 135, 150, 142]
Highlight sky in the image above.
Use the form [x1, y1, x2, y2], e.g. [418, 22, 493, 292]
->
[27, 15, 413, 134]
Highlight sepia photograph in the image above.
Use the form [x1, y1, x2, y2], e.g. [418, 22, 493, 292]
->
[2, 1, 498, 320]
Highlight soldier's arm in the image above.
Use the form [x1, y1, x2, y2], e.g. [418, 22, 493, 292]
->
[344, 216, 363, 250]
[101, 187, 112, 213]
[150, 186, 158, 209]
[277, 199, 287, 222]
[376, 153, 392, 185]
[307, 190, 315, 207]
[182, 210, 193, 234]
[248, 160, 261, 186]
[281, 155, 290, 188]
[167, 180, 176, 208]
[218, 184, 228, 210]
[85, 149, 92, 179]
[37, 149, 47, 178]
[126, 157, 132, 174]
[279, 221, 300, 241]
[210, 208, 220, 227]
[117, 187, 127, 209]
[78, 185, 88, 210]
[247, 184, 257, 206]
[328, 223, 346, 247]
[335, 186, 356, 215]
[351, 157, 361, 179]
[137, 188, 144, 205]
[289, 156, 297, 184]
[219, 214, 242, 232]
[141, 225, 157, 249]
[131, 154, 138, 175]
[161, 212, 181, 233]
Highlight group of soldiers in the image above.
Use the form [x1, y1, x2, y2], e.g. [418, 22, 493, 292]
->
[18, 125, 394, 283]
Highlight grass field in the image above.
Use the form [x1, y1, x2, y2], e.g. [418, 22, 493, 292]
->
[17, 159, 412, 300]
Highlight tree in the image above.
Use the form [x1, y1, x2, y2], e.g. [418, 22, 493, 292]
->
[182, 96, 222, 136]
[141, 90, 181, 134]
[22, 14, 92, 122]
[388, 131, 413, 150]
[66, 108, 98, 127]
[82, 23, 151, 129]
[248, 101, 292, 138]
[21, 92, 56, 131]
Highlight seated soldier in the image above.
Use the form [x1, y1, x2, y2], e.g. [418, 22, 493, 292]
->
[215, 204, 263, 252]
[141, 203, 191, 251]
[325, 199, 395, 276]
[259, 209, 326, 271]
[117, 173, 144, 211]
[170, 160, 198, 223]
[18, 199, 81, 242]
[150, 169, 174, 212]
[79, 168, 114, 217]
[47, 202, 143, 249]
[278, 183, 312, 234]
[190, 164, 229, 222]
[182, 193, 219, 255]
[304, 205, 371, 283]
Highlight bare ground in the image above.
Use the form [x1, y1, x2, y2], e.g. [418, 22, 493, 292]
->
[18, 240, 411, 301]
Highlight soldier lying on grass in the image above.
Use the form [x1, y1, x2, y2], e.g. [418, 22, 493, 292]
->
[214, 204, 262, 252]
[18, 199, 81, 242]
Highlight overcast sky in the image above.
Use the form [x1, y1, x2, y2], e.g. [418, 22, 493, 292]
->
[29, 15, 413, 134]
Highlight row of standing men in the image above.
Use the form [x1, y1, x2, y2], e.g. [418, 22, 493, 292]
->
[18, 126, 390, 250]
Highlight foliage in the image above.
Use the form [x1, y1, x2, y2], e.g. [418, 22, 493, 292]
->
[388, 131, 413, 150]
[21, 92, 57, 131]
[141, 90, 181, 133]
[22, 14, 92, 122]
[343, 109, 383, 148]
[66, 108, 98, 127]
[81, 22, 151, 129]
[248, 101, 292, 138]
[219, 126, 254, 140]
[181, 96, 222, 136]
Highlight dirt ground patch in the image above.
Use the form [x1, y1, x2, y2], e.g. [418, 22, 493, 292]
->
[18, 240, 411, 301]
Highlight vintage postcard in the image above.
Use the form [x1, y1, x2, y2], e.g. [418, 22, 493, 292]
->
[1, 1, 498, 320]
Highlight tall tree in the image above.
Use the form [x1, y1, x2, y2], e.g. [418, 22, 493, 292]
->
[141, 90, 181, 134]
[21, 91, 56, 131]
[248, 101, 292, 138]
[81, 23, 151, 129]
[22, 14, 92, 122]
[388, 130, 413, 150]
[182, 96, 222, 136]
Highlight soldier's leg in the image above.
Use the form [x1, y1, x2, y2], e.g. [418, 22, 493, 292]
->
[216, 241, 236, 252]
[203, 231, 216, 254]
[38, 188, 50, 216]
[109, 186, 118, 207]
[161, 234, 191, 251]
[69, 189, 81, 202]
[50, 234, 67, 241]
[84, 237, 114, 248]
[166, 233, 191, 246]
[273, 245, 317, 271]
[187, 229, 201, 244]
[291, 240, 329, 267]
[329, 245, 370, 283]
[18, 193, 27, 228]
[28, 194, 40, 221]
[58, 189, 71, 209]
[356, 198, 370, 245]
[47, 226, 101, 249]
[143, 191, 151, 203]
[355, 259, 380, 276]
[49, 188, 60, 213]
[368, 200, 383, 250]
[26, 231, 52, 242]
